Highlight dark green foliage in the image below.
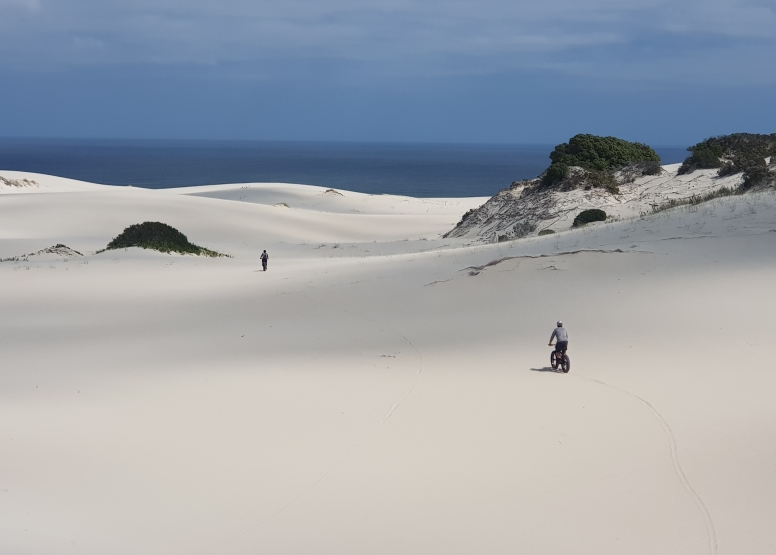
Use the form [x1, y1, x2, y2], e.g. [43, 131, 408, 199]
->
[107, 222, 189, 251]
[639, 161, 663, 176]
[538, 229, 555, 236]
[543, 134, 660, 187]
[105, 222, 224, 257]
[678, 142, 723, 174]
[573, 209, 607, 227]
[617, 161, 663, 188]
[679, 133, 776, 175]
[542, 163, 568, 187]
[719, 153, 775, 190]
[586, 170, 619, 194]
[717, 161, 737, 177]
[714, 133, 776, 157]
[739, 157, 774, 190]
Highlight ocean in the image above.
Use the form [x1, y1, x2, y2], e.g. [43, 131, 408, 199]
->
[0, 139, 688, 198]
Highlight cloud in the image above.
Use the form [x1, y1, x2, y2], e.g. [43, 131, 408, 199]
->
[0, 0, 775, 86]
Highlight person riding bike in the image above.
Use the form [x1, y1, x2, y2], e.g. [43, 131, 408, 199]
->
[548, 321, 568, 354]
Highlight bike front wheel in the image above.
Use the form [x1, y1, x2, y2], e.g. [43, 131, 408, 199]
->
[550, 351, 558, 369]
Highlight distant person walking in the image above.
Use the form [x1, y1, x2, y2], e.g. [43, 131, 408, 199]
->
[260, 250, 269, 271]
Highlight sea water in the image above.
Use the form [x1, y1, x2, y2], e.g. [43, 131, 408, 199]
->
[0, 139, 688, 198]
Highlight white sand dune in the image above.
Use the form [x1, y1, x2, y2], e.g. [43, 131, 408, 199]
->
[1, 172, 776, 554]
[448, 163, 746, 241]
[166, 182, 487, 216]
[0, 171, 112, 193]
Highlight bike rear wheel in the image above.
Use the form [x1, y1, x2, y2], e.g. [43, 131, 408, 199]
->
[561, 354, 570, 373]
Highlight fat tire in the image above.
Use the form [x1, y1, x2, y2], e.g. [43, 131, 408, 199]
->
[550, 351, 558, 369]
[562, 355, 570, 373]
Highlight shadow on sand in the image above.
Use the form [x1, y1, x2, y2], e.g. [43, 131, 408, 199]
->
[530, 366, 564, 373]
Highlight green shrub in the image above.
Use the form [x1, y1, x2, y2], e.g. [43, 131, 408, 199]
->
[538, 229, 555, 236]
[717, 161, 738, 177]
[725, 153, 775, 190]
[640, 161, 662, 176]
[587, 170, 619, 194]
[573, 209, 607, 227]
[680, 133, 776, 175]
[105, 222, 224, 257]
[712, 148, 775, 189]
[678, 142, 723, 174]
[542, 163, 569, 187]
[741, 162, 774, 190]
[715, 133, 776, 157]
[549, 134, 660, 172]
[541, 134, 660, 189]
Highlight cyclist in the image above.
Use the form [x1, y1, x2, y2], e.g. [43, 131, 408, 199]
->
[548, 321, 568, 354]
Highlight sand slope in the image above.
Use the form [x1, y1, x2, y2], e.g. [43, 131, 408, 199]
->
[447, 163, 745, 240]
[1, 173, 776, 554]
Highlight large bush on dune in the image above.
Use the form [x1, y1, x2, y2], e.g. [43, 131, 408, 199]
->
[679, 134, 776, 184]
[677, 142, 724, 174]
[105, 221, 224, 256]
[542, 134, 660, 187]
[737, 156, 774, 190]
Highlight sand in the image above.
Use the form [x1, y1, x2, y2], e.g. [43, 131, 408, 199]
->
[1, 171, 775, 554]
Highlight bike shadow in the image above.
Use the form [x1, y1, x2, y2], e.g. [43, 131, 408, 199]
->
[530, 366, 564, 373]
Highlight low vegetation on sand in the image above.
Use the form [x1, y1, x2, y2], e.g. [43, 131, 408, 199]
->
[1, 244, 83, 262]
[542, 134, 661, 191]
[102, 222, 225, 257]
[678, 133, 776, 189]
[647, 187, 738, 215]
[538, 229, 555, 236]
[573, 209, 607, 227]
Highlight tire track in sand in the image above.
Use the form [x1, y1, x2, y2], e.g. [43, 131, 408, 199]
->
[575, 374, 718, 555]
[198, 292, 423, 555]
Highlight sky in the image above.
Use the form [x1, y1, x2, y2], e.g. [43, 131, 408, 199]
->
[0, 0, 775, 145]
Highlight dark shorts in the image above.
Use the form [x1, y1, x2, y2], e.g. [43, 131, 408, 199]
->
[555, 341, 568, 353]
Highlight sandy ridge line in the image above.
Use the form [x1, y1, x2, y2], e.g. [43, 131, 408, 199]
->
[462, 248, 647, 274]
[0, 244, 84, 262]
[575, 374, 718, 555]
[198, 292, 423, 554]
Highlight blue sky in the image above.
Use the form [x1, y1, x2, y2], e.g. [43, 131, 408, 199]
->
[1, 0, 774, 145]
